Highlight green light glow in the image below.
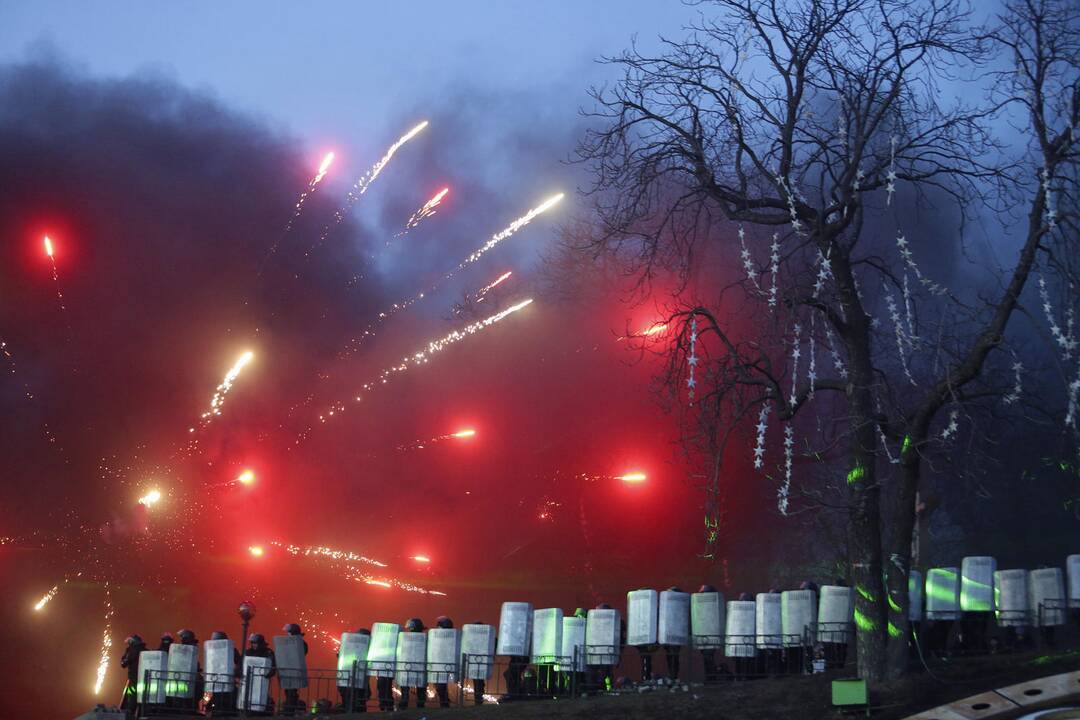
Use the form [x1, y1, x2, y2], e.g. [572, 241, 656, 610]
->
[901, 436, 912, 454]
[887, 621, 903, 638]
[960, 577, 993, 612]
[926, 569, 959, 604]
[856, 585, 875, 603]
[847, 465, 866, 485]
[854, 609, 876, 632]
[888, 595, 901, 613]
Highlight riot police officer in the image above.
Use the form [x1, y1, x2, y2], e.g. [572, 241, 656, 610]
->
[398, 618, 426, 710]
[119, 634, 146, 712]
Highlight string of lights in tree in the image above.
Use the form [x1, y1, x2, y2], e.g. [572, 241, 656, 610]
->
[767, 233, 780, 309]
[686, 316, 698, 402]
[789, 323, 801, 407]
[779, 425, 793, 516]
[1041, 166, 1057, 229]
[1039, 275, 1076, 360]
[738, 225, 760, 290]
[1004, 359, 1023, 405]
[753, 403, 770, 470]
[941, 409, 960, 441]
[895, 232, 947, 296]
[886, 135, 898, 206]
[883, 289, 916, 386]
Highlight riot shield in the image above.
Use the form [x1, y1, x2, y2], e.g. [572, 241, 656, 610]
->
[366, 622, 400, 678]
[273, 634, 308, 690]
[724, 600, 756, 657]
[395, 631, 427, 688]
[137, 650, 167, 705]
[531, 608, 564, 664]
[994, 569, 1028, 627]
[204, 639, 235, 693]
[238, 655, 271, 712]
[461, 624, 496, 680]
[781, 589, 817, 647]
[926, 567, 960, 620]
[626, 589, 658, 646]
[496, 602, 533, 657]
[658, 590, 690, 646]
[337, 632, 371, 687]
[585, 608, 620, 665]
[427, 627, 461, 684]
[755, 592, 782, 649]
[166, 643, 197, 698]
[558, 616, 586, 672]
[960, 556, 997, 612]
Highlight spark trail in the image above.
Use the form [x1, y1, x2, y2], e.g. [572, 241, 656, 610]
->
[391, 187, 449, 243]
[43, 236, 73, 340]
[93, 583, 114, 695]
[269, 542, 444, 595]
[475, 271, 512, 302]
[341, 194, 560, 355]
[397, 427, 476, 451]
[281, 152, 336, 238]
[317, 299, 534, 427]
[33, 584, 60, 611]
[270, 541, 387, 568]
[195, 350, 254, 426]
[307, 121, 429, 258]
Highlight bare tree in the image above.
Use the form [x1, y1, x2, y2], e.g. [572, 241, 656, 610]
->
[574, 0, 1078, 680]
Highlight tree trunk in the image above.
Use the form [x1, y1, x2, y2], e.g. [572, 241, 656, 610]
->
[885, 446, 921, 679]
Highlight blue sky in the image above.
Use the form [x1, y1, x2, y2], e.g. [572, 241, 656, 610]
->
[0, 1, 690, 151]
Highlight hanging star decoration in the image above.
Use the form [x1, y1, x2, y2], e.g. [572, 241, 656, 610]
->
[941, 409, 959, 441]
[1003, 360, 1023, 405]
[895, 231, 947, 296]
[779, 425, 794, 516]
[753, 403, 771, 470]
[738, 225, 760, 290]
[767, 233, 780, 309]
[789, 323, 802, 407]
[687, 316, 699, 401]
[886, 135, 898, 206]
[1039, 275, 1076, 360]
[824, 323, 848, 380]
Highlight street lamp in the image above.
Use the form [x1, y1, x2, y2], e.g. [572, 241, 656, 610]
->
[238, 601, 256, 647]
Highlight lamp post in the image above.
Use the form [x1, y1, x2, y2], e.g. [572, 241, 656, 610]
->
[238, 601, 256, 649]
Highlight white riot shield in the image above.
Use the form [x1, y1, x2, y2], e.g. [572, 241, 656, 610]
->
[755, 593, 782, 649]
[658, 590, 690, 646]
[461, 624, 496, 680]
[558, 616, 587, 672]
[136, 650, 167, 705]
[427, 628, 461, 684]
[204, 639, 235, 693]
[395, 631, 427, 687]
[337, 633, 371, 687]
[273, 635, 308, 690]
[166, 643, 198, 698]
[531, 608, 564, 664]
[691, 591, 725, 649]
[1068, 555, 1080, 608]
[238, 655, 271, 712]
[366, 623, 400, 678]
[817, 586, 852, 643]
[585, 608, 620, 665]
[994, 569, 1028, 627]
[925, 567, 960, 620]
[626, 589, 658, 646]
[496, 602, 533, 657]
[960, 556, 997, 612]
[781, 589, 817, 647]
[1029, 568, 1066, 626]
[724, 600, 756, 657]
[909, 570, 924, 621]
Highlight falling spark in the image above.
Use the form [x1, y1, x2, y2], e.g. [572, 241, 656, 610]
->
[43, 235, 70, 319]
[137, 489, 162, 507]
[342, 195, 560, 354]
[615, 472, 647, 483]
[249, 545, 265, 557]
[642, 323, 668, 337]
[280, 151, 337, 238]
[271, 541, 387, 568]
[43, 236, 54, 257]
[33, 585, 60, 611]
[93, 584, 114, 695]
[399, 187, 449, 235]
[397, 427, 477, 451]
[321, 299, 534, 423]
[309, 121, 429, 257]
[412, 555, 431, 563]
[365, 579, 392, 588]
[199, 350, 254, 423]
[236, 469, 256, 486]
[475, 271, 513, 302]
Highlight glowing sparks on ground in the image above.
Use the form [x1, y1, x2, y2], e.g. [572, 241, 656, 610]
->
[400, 187, 449, 234]
[33, 585, 60, 611]
[236, 469, 256, 486]
[475, 271, 513, 302]
[93, 584, 114, 695]
[310, 121, 428, 256]
[271, 541, 387, 568]
[199, 351, 254, 423]
[281, 152, 337, 237]
[249, 545, 265, 557]
[137, 489, 162, 507]
[322, 299, 534, 423]
[615, 472, 647, 483]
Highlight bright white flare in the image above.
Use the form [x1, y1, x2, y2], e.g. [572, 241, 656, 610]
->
[323, 299, 534, 422]
[137, 489, 162, 507]
[201, 351, 254, 421]
[34, 585, 59, 611]
[93, 585, 114, 695]
[43, 236, 54, 257]
[272, 541, 387, 568]
[454, 194, 562, 274]
[403, 187, 448, 232]
[475, 271, 513, 302]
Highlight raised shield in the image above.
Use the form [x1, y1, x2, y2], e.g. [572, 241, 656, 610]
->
[337, 632, 371, 687]
[960, 556, 997, 612]
[238, 655, 271, 711]
[558, 616, 586, 672]
[166, 643, 197, 698]
[908, 570, 924, 621]
[1067, 555, 1080, 609]
[724, 600, 756, 657]
[395, 631, 427, 687]
[461, 624, 496, 680]
[273, 634, 308, 690]
[817, 585, 852, 644]
[755, 592, 782, 649]
[585, 608, 620, 665]
[366, 622, 400, 678]
[781, 589, 817, 647]
[1029, 567, 1066, 626]
[136, 650, 167, 705]
[658, 590, 690, 646]
[925, 567, 960, 620]
[626, 589, 658, 646]
[690, 591, 725, 649]
[496, 602, 533, 657]
[427, 627, 461, 683]
[994, 569, 1028, 627]
[204, 639, 235, 693]
[531, 608, 564, 664]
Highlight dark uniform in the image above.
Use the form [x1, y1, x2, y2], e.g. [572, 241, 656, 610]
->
[119, 634, 146, 712]
[662, 586, 684, 680]
[280, 623, 308, 715]
[242, 634, 276, 716]
[205, 630, 241, 716]
[696, 585, 721, 684]
[174, 629, 202, 711]
[336, 628, 370, 713]
[397, 618, 426, 710]
[432, 617, 454, 708]
[469, 620, 487, 705]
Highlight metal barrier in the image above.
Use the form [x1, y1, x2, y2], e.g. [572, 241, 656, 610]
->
[137, 668, 204, 717]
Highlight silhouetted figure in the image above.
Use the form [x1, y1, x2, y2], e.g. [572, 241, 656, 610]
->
[697, 585, 720, 684]
[158, 632, 173, 652]
[119, 634, 146, 712]
[336, 628, 370, 713]
[432, 616, 454, 707]
[398, 618, 426, 710]
[205, 630, 241, 716]
[470, 620, 487, 705]
[242, 632, 276, 716]
[280, 623, 308, 715]
[662, 586, 684, 680]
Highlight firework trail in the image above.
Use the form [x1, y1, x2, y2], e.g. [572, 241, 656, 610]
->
[43, 236, 68, 313]
[341, 194, 560, 356]
[270, 541, 388, 568]
[316, 299, 534, 427]
[269, 542, 445, 595]
[617, 322, 668, 342]
[93, 583, 115, 695]
[396, 427, 475, 451]
[307, 121, 429, 258]
[474, 270, 512, 303]
[390, 187, 449, 245]
[194, 350, 254, 427]
[33, 584, 60, 611]
[264, 152, 336, 263]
